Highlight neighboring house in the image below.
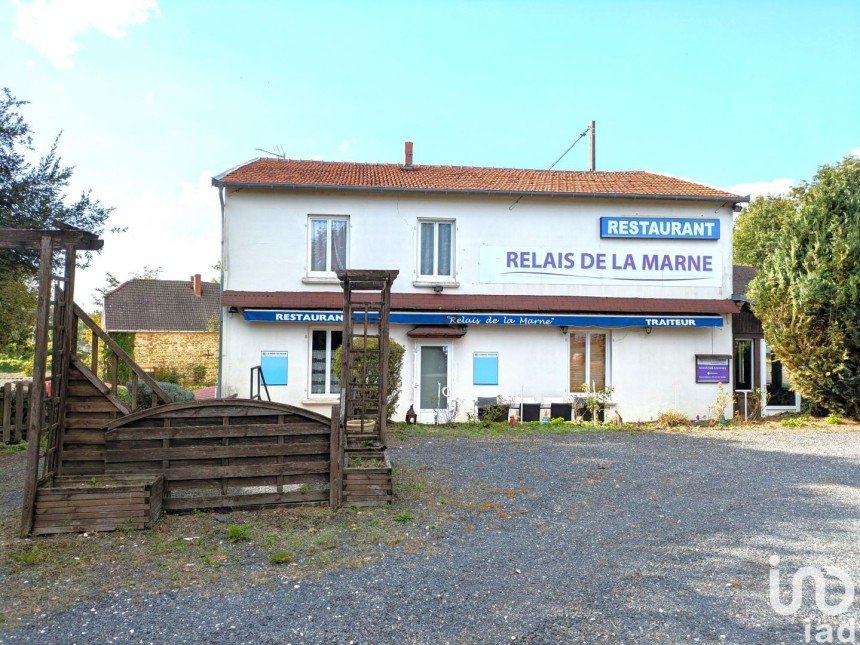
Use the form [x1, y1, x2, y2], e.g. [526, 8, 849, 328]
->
[732, 265, 801, 416]
[103, 275, 220, 387]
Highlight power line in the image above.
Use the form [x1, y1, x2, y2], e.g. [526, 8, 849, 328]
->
[509, 124, 592, 210]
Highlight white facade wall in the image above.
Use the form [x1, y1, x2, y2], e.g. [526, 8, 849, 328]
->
[220, 188, 736, 421]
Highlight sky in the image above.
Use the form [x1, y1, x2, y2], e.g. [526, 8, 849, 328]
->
[1, 0, 859, 309]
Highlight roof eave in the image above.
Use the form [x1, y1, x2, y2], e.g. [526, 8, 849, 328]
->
[211, 180, 749, 204]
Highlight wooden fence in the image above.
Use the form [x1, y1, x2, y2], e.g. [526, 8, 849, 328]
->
[1, 381, 30, 443]
[103, 399, 333, 512]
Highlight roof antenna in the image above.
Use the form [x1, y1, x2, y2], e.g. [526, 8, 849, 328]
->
[256, 147, 286, 160]
[509, 122, 592, 210]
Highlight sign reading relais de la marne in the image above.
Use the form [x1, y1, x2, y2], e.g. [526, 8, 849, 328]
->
[479, 216, 723, 286]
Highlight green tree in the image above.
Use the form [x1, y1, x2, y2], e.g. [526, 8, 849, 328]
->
[0, 277, 37, 356]
[749, 156, 860, 418]
[0, 88, 113, 353]
[733, 195, 795, 269]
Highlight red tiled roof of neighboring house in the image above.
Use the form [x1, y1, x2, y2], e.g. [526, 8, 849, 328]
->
[213, 158, 747, 203]
[222, 291, 740, 315]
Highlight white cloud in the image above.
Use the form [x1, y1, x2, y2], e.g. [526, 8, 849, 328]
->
[75, 171, 221, 310]
[728, 177, 795, 200]
[849, 148, 860, 159]
[14, 0, 159, 69]
[338, 139, 351, 153]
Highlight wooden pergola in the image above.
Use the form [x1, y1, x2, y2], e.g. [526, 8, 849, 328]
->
[0, 226, 103, 536]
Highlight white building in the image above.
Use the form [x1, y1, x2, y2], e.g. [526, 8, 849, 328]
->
[213, 147, 749, 422]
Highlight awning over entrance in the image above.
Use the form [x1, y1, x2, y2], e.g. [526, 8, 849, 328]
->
[406, 325, 468, 339]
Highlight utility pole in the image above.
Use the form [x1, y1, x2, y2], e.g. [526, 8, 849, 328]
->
[589, 120, 596, 172]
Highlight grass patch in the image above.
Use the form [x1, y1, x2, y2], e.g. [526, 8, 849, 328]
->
[393, 511, 415, 523]
[226, 523, 249, 542]
[270, 550, 294, 565]
[0, 442, 27, 457]
[392, 420, 645, 440]
[0, 462, 461, 629]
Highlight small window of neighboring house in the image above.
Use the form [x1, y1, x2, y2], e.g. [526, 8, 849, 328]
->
[418, 220, 455, 279]
[308, 216, 348, 275]
[261, 351, 288, 386]
[310, 330, 343, 396]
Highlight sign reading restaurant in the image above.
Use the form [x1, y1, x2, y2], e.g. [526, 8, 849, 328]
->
[600, 216, 720, 240]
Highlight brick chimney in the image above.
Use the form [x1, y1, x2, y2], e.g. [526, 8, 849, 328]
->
[403, 141, 414, 169]
[191, 274, 202, 297]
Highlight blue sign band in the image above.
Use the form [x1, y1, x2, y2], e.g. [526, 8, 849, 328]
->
[600, 217, 720, 240]
[242, 309, 723, 328]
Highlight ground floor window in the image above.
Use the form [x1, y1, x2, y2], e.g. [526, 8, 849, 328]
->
[570, 331, 609, 392]
[765, 344, 797, 406]
[310, 330, 342, 396]
[734, 339, 753, 391]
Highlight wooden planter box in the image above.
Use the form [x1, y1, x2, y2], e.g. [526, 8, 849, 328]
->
[32, 474, 164, 535]
[343, 452, 392, 506]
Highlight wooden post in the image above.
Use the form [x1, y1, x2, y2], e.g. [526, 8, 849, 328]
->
[329, 404, 343, 508]
[14, 382, 25, 442]
[1, 383, 11, 443]
[21, 235, 54, 537]
[378, 277, 392, 444]
[589, 120, 596, 172]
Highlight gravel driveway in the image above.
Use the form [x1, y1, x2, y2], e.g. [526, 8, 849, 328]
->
[3, 427, 859, 644]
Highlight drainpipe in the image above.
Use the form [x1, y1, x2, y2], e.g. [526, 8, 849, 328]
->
[217, 186, 226, 398]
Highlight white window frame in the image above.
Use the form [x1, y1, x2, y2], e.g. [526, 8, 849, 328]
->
[569, 330, 611, 393]
[307, 215, 349, 278]
[760, 340, 801, 414]
[417, 219, 456, 281]
[733, 337, 755, 392]
[307, 328, 342, 398]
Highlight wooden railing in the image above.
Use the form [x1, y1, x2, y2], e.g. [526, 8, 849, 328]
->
[72, 304, 171, 410]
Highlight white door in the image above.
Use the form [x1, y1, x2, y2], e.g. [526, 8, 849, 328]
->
[415, 344, 451, 423]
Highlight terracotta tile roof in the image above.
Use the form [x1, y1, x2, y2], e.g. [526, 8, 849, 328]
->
[105, 279, 221, 332]
[213, 158, 747, 203]
[222, 290, 739, 315]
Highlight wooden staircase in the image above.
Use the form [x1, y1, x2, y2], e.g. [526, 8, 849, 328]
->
[59, 305, 171, 475]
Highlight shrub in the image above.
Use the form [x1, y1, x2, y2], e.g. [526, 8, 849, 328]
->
[127, 379, 194, 408]
[227, 524, 249, 542]
[656, 410, 690, 428]
[270, 550, 294, 565]
[479, 397, 510, 424]
[333, 336, 405, 417]
[153, 366, 181, 385]
[192, 364, 207, 384]
[826, 413, 840, 425]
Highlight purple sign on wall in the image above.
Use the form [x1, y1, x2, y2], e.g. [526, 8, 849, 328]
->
[696, 355, 731, 383]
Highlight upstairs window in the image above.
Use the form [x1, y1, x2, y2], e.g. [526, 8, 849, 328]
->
[309, 216, 348, 275]
[419, 220, 455, 279]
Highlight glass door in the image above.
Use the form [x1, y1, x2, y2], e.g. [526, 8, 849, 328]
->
[418, 345, 449, 412]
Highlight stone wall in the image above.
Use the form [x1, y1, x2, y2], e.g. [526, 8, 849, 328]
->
[132, 332, 219, 387]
